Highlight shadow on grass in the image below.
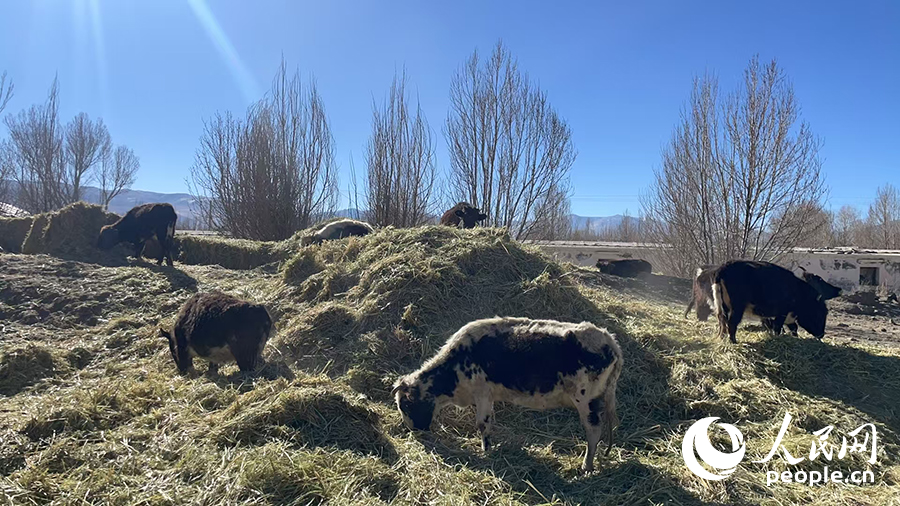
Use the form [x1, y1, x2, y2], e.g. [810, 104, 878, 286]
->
[748, 334, 900, 436]
[423, 436, 729, 506]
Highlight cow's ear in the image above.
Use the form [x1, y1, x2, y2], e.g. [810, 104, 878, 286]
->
[159, 327, 172, 341]
[455, 209, 465, 218]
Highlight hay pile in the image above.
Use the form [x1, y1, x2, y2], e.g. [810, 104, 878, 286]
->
[0, 215, 33, 253]
[18, 202, 120, 260]
[176, 235, 292, 269]
[276, 226, 603, 377]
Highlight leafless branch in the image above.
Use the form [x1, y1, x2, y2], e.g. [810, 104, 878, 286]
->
[365, 69, 437, 227]
[641, 57, 826, 276]
[189, 59, 339, 240]
[445, 40, 576, 240]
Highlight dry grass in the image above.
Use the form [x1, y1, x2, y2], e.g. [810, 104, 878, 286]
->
[1, 224, 899, 505]
[0, 216, 33, 253]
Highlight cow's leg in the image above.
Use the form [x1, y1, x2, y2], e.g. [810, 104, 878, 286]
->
[573, 396, 605, 473]
[133, 241, 145, 260]
[725, 302, 746, 344]
[474, 396, 494, 451]
[767, 316, 787, 336]
[157, 223, 175, 267]
[207, 361, 219, 376]
[787, 322, 799, 336]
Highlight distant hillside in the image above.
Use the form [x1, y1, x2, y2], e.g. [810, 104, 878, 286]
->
[80, 187, 198, 220]
[570, 214, 642, 234]
[3, 184, 638, 233]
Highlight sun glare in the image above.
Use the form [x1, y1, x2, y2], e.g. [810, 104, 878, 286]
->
[187, 0, 260, 103]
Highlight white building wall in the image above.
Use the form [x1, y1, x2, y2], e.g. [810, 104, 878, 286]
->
[531, 241, 900, 294]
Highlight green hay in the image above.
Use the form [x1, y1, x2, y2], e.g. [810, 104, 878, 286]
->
[0, 215, 34, 253]
[20, 202, 119, 259]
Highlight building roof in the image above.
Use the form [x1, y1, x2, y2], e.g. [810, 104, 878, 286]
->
[0, 202, 29, 218]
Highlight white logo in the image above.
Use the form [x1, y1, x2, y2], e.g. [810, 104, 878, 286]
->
[681, 417, 747, 480]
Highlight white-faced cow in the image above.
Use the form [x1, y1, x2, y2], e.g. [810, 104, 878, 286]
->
[159, 292, 274, 375]
[393, 316, 623, 472]
[440, 202, 487, 229]
[684, 265, 718, 320]
[301, 219, 374, 246]
[97, 203, 177, 266]
[712, 260, 829, 343]
[596, 259, 652, 278]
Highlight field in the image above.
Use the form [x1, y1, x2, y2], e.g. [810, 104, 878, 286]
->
[1, 206, 899, 505]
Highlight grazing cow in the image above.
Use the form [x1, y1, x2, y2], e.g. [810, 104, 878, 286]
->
[712, 260, 828, 343]
[159, 292, 273, 375]
[684, 265, 718, 320]
[301, 219, 374, 246]
[595, 259, 652, 278]
[440, 202, 488, 229]
[687, 264, 841, 336]
[393, 316, 623, 472]
[97, 203, 177, 266]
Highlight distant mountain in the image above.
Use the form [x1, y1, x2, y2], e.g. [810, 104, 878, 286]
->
[3, 184, 639, 234]
[570, 214, 642, 234]
[80, 187, 199, 220]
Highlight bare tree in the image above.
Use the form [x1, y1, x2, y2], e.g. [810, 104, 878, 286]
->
[833, 205, 862, 246]
[365, 70, 437, 227]
[97, 145, 139, 209]
[0, 72, 13, 202]
[528, 183, 572, 240]
[65, 113, 111, 202]
[189, 60, 339, 240]
[4, 77, 67, 213]
[445, 41, 576, 240]
[866, 184, 900, 249]
[641, 57, 826, 276]
[0, 71, 12, 116]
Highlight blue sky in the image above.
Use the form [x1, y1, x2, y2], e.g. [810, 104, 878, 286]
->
[1, 0, 897, 217]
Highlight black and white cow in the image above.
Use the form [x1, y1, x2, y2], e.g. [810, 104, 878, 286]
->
[301, 219, 374, 246]
[712, 260, 829, 343]
[159, 291, 274, 375]
[393, 316, 623, 472]
[97, 203, 177, 266]
[688, 263, 841, 337]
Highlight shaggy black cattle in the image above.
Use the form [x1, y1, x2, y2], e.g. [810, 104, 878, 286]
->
[301, 219, 374, 246]
[160, 292, 273, 374]
[712, 260, 829, 343]
[440, 202, 487, 229]
[595, 258, 652, 278]
[393, 316, 623, 473]
[97, 203, 177, 266]
[687, 263, 842, 337]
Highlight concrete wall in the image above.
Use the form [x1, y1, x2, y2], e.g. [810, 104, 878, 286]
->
[531, 241, 900, 293]
[529, 241, 659, 268]
[784, 252, 900, 293]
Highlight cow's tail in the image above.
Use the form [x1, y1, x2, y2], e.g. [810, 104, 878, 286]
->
[684, 298, 695, 318]
[603, 355, 623, 456]
[711, 277, 730, 337]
